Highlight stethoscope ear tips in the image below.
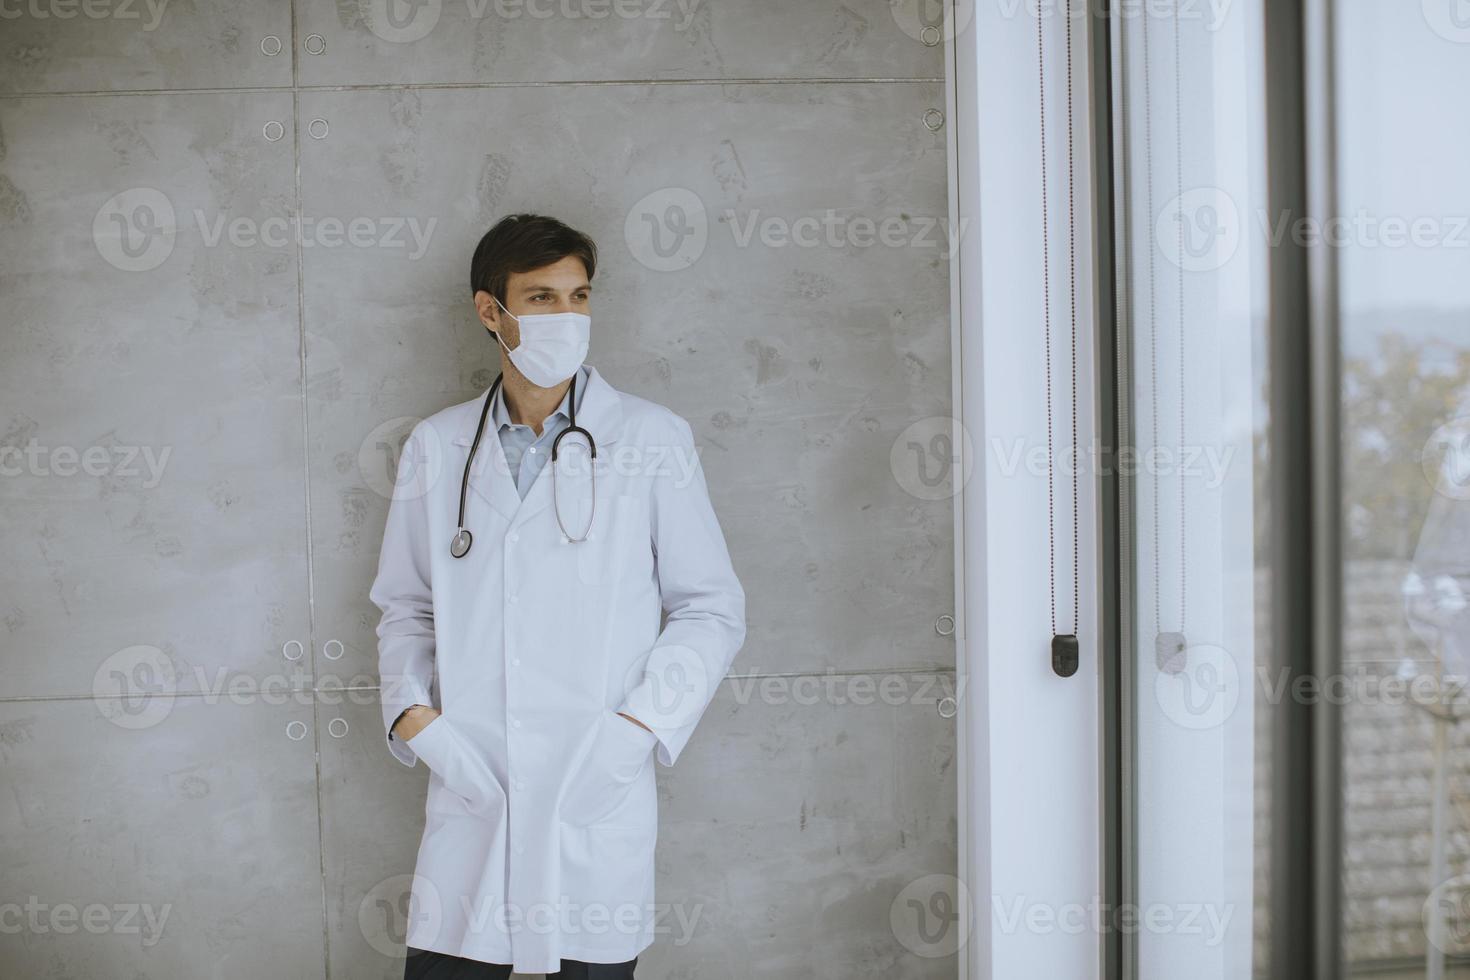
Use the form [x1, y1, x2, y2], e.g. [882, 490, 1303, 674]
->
[450, 528, 473, 559]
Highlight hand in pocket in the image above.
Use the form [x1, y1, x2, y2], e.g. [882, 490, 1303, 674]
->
[408, 715, 504, 815]
[561, 710, 658, 828]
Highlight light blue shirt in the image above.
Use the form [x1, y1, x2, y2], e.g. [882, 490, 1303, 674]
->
[493, 365, 589, 498]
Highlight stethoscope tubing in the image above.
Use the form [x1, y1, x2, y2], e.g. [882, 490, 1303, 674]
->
[451, 372, 596, 559]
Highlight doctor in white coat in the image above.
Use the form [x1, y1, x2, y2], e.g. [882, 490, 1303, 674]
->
[370, 213, 746, 978]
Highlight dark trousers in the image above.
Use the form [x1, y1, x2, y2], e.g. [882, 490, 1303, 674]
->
[403, 946, 637, 979]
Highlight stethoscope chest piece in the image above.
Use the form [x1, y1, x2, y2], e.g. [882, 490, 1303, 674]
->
[450, 528, 473, 559]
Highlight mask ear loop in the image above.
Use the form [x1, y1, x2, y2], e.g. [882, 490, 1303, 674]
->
[551, 372, 597, 543]
[489, 293, 524, 357]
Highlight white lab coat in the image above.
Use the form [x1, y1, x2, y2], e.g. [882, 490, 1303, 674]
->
[369, 364, 746, 973]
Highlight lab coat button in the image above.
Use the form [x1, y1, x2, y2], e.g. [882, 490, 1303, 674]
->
[516, 845, 526, 855]
[509, 594, 519, 604]
[512, 657, 521, 666]
[513, 719, 522, 728]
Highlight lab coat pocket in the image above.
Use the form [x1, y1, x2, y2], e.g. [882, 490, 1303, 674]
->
[560, 710, 658, 829]
[409, 716, 503, 816]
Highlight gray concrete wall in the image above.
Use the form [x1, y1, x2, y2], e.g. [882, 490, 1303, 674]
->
[0, 3, 958, 976]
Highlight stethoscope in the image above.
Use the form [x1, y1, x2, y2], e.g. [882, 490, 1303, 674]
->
[450, 372, 597, 558]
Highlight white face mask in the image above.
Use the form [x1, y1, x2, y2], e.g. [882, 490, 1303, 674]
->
[490, 296, 590, 389]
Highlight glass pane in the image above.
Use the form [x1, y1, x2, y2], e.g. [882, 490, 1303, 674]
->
[1337, 2, 1470, 974]
[1113, 2, 1272, 976]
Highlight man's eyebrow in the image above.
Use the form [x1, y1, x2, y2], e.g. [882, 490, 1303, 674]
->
[516, 282, 593, 293]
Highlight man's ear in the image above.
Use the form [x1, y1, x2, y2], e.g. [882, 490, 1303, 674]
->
[473, 290, 499, 331]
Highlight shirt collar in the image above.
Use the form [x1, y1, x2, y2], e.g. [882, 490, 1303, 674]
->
[492, 364, 588, 433]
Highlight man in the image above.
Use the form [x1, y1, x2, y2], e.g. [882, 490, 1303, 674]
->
[370, 213, 747, 978]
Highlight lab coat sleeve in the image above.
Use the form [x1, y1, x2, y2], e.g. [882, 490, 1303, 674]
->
[618, 413, 746, 767]
[369, 420, 438, 768]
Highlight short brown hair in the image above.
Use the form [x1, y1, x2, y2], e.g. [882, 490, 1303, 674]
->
[469, 213, 598, 305]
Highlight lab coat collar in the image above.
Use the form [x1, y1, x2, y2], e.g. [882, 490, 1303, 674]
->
[489, 363, 585, 434]
[450, 363, 624, 526]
